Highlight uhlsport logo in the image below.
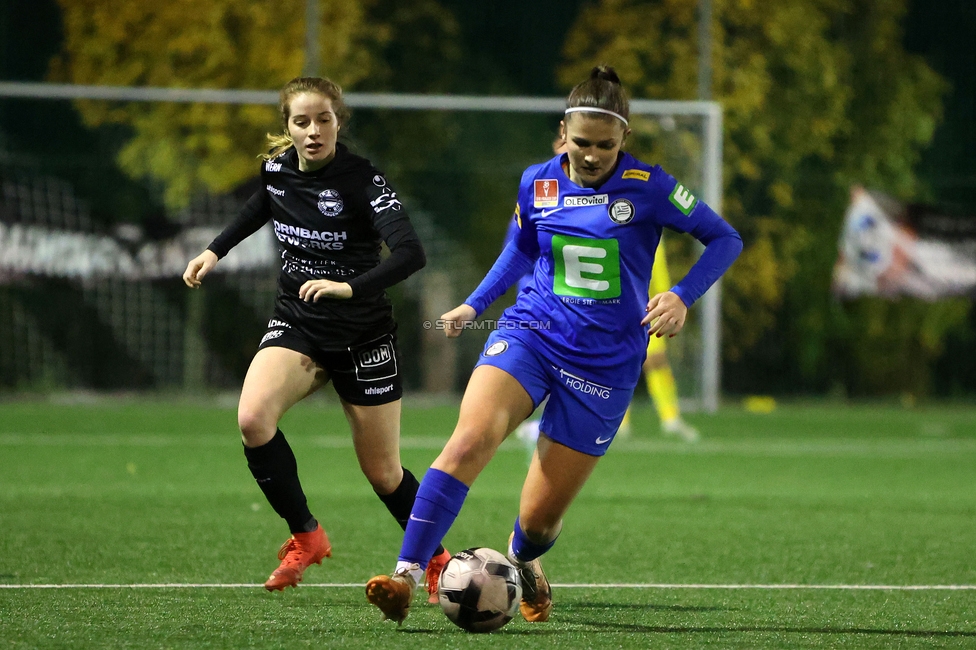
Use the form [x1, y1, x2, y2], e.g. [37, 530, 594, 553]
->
[364, 384, 394, 396]
[318, 189, 344, 217]
[358, 343, 393, 368]
[484, 340, 509, 357]
[608, 199, 635, 224]
[260, 330, 284, 346]
[564, 194, 609, 208]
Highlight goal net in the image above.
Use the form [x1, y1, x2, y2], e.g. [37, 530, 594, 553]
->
[0, 83, 723, 410]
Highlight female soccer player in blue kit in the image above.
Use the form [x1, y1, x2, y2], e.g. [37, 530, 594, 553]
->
[366, 65, 742, 624]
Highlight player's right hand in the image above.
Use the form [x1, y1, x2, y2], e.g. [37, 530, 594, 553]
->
[182, 250, 219, 288]
[440, 304, 477, 338]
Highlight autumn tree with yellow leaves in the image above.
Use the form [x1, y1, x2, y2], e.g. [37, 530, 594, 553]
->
[48, 0, 446, 210]
[559, 0, 963, 395]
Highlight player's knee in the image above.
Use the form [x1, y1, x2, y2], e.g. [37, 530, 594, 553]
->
[364, 463, 402, 494]
[237, 405, 275, 445]
[438, 425, 498, 473]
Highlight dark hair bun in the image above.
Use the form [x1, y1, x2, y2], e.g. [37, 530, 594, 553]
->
[568, 65, 629, 119]
[590, 65, 621, 85]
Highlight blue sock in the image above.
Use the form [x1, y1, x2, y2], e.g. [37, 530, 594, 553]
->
[510, 517, 557, 562]
[398, 468, 469, 569]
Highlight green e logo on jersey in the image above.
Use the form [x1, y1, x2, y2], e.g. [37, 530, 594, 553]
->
[669, 183, 698, 216]
[552, 235, 621, 300]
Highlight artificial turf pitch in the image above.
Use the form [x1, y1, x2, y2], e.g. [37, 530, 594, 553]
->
[1, 398, 974, 648]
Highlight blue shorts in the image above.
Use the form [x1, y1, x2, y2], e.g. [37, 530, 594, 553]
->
[475, 332, 634, 456]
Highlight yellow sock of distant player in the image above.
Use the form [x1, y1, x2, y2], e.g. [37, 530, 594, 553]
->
[647, 366, 680, 423]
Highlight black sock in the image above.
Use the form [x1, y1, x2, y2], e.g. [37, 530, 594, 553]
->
[377, 466, 446, 557]
[243, 429, 317, 534]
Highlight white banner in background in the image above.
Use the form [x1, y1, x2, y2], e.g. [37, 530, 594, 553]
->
[832, 187, 976, 299]
[0, 223, 275, 281]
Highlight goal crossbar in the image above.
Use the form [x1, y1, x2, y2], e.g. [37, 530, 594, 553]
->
[0, 81, 716, 115]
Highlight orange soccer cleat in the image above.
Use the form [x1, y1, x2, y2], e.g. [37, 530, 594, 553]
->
[425, 548, 452, 604]
[263, 524, 332, 591]
[508, 533, 553, 622]
[365, 569, 418, 625]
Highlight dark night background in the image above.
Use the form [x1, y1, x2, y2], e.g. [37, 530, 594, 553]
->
[1, 0, 972, 208]
[0, 0, 973, 395]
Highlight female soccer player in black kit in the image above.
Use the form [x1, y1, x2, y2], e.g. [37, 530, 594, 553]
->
[182, 77, 450, 601]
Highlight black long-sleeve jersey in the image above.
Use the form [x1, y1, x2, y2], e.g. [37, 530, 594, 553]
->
[208, 143, 426, 349]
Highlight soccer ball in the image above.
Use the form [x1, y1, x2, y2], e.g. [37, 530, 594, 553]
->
[437, 547, 522, 633]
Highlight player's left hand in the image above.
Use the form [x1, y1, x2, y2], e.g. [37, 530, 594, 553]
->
[299, 279, 353, 301]
[642, 291, 688, 338]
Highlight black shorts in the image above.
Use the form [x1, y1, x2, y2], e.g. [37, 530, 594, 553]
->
[257, 317, 402, 406]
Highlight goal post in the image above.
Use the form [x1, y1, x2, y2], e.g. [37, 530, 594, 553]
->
[0, 82, 723, 411]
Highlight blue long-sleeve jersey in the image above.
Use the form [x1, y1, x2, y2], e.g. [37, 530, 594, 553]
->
[467, 152, 741, 387]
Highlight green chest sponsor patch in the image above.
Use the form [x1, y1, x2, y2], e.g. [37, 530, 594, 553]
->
[551, 235, 621, 300]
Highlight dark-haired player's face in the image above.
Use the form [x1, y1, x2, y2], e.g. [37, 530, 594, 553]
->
[287, 92, 340, 171]
[560, 116, 628, 188]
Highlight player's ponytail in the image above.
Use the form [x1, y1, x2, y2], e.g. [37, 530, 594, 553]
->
[261, 77, 351, 160]
[564, 65, 630, 127]
[592, 65, 621, 86]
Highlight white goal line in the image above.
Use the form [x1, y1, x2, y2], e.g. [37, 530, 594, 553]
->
[2, 582, 974, 591]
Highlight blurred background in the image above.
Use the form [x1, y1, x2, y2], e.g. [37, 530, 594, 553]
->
[0, 0, 973, 405]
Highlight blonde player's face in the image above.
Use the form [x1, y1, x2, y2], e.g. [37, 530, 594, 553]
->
[287, 92, 340, 171]
[560, 116, 628, 188]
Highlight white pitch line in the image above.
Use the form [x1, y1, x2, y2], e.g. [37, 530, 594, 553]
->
[2, 583, 975, 591]
[2, 433, 976, 459]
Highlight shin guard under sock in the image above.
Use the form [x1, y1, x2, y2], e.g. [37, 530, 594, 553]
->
[398, 468, 468, 569]
[243, 429, 316, 534]
[377, 467, 446, 557]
